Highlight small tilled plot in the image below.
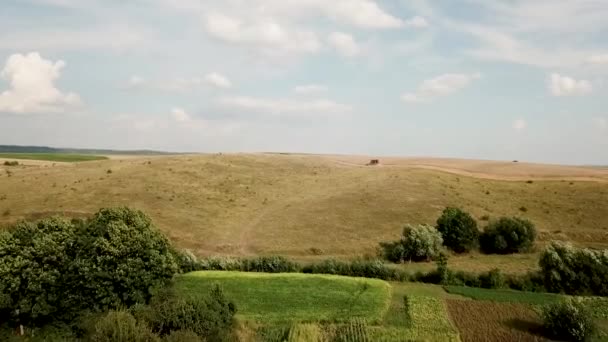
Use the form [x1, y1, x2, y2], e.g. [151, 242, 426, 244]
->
[446, 299, 549, 342]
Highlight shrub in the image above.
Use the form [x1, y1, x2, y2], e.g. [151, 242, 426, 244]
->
[401, 224, 443, 262]
[479, 217, 536, 254]
[3, 161, 18, 166]
[163, 330, 203, 342]
[241, 256, 299, 273]
[89, 310, 159, 342]
[140, 286, 236, 341]
[542, 299, 595, 342]
[380, 224, 443, 263]
[174, 249, 201, 273]
[539, 241, 608, 296]
[478, 269, 505, 289]
[436, 207, 479, 253]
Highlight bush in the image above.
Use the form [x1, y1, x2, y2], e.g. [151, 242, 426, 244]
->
[89, 310, 159, 342]
[241, 256, 299, 273]
[3, 161, 18, 166]
[478, 269, 505, 289]
[163, 330, 203, 342]
[542, 299, 595, 341]
[436, 207, 479, 253]
[174, 249, 201, 273]
[479, 217, 536, 254]
[140, 286, 236, 341]
[539, 241, 608, 296]
[380, 224, 443, 263]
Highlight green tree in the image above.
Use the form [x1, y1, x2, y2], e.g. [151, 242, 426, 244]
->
[479, 217, 536, 254]
[436, 207, 479, 253]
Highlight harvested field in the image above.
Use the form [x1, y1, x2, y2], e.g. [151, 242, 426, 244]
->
[446, 299, 549, 342]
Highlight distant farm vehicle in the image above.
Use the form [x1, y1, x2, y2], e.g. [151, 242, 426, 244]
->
[367, 159, 380, 166]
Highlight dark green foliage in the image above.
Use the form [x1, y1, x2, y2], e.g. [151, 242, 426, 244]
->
[542, 299, 595, 342]
[162, 330, 203, 342]
[435, 253, 450, 285]
[305, 258, 408, 281]
[70, 207, 179, 311]
[240, 256, 299, 273]
[479, 217, 536, 254]
[539, 241, 608, 296]
[436, 207, 479, 253]
[504, 272, 546, 292]
[478, 268, 505, 289]
[0, 217, 78, 326]
[0, 207, 179, 327]
[138, 286, 236, 341]
[88, 310, 159, 342]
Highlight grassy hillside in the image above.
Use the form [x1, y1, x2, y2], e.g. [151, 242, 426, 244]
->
[1, 153, 607, 273]
[0, 153, 107, 162]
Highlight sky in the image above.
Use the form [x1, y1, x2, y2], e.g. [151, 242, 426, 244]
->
[0, 0, 607, 165]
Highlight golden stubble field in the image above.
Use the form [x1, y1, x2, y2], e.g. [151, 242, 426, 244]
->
[1, 153, 607, 274]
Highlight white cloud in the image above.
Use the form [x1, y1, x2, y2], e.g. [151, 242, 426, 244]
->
[548, 73, 592, 96]
[293, 84, 328, 95]
[594, 117, 607, 130]
[205, 72, 232, 89]
[327, 32, 360, 57]
[125, 75, 204, 92]
[0, 52, 81, 114]
[204, 13, 321, 55]
[401, 73, 481, 103]
[588, 54, 608, 65]
[171, 107, 191, 122]
[218, 95, 351, 116]
[512, 119, 527, 131]
[0, 26, 146, 52]
[308, 0, 403, 29]
[403, 16, 429, 28]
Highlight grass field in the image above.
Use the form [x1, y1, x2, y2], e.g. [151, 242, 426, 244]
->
[175, 271, 392, 323]
[444, 286, 564, 306]
[0, 153, 107, 162]
[1, 153, 607, 274]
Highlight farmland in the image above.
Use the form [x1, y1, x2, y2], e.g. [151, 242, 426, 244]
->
[1, 153, 607, 275]
[0, 153, 107, 162]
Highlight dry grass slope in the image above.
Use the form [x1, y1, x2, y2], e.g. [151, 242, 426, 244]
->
[1, 153, 607, 273]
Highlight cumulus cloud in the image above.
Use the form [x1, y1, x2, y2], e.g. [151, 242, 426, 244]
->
[125, 75, 209, 92]
[548, 73, 592, 96]
[0, 52, 81, 114]
[309, 0, 403, 29]
[205, 72, 232, 89]
[327, 32, 360, 57]
[218, 95, 352, 116]
[293, 84, 328, 95]
[205, 13, 321, 55]
[171, 107, 191, 122]
[401, 73, 481, 103]
[512, 119, 527, 131]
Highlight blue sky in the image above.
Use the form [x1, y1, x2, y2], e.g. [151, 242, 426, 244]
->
[0, 0, 607, 164]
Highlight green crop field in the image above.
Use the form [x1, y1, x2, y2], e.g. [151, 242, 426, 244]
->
[444, 286, 564, 305]
[0, 153, 107, 162]
[175, 271, 392, 323]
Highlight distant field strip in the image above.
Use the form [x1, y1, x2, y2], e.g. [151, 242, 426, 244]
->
[444, 286, 563, 305]
[175, 271, 392, 323]
[0, 153, 107, 162]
